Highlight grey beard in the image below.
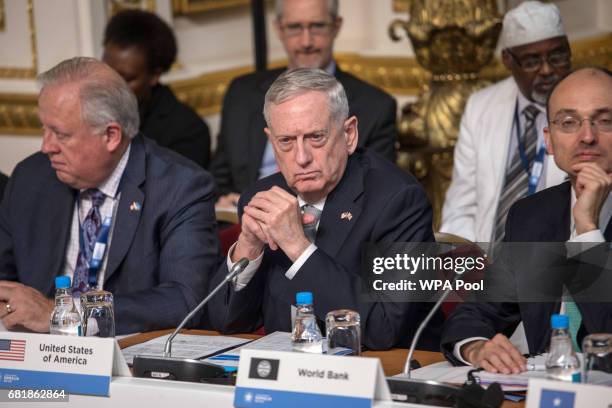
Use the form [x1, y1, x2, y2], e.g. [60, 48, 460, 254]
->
[531, 91, 548, 106]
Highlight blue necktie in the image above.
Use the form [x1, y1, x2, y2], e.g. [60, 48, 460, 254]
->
[72, 189, 106, 294]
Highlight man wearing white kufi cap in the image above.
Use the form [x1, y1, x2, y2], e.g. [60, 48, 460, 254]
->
[441, 1, 571, 243]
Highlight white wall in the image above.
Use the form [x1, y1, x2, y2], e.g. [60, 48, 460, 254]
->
[0, 0, 609, 176]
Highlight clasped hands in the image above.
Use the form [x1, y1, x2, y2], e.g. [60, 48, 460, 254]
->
[232, 187, 315, 262]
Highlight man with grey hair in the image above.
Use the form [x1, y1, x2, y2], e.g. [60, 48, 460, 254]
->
[441, 0, 570, 242]
[211, 0, 397, 208]
[0, 57, 219, 334]
[209, 68, 442, 350]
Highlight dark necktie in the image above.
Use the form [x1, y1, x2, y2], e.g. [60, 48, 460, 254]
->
[301, 204, 322, 243]
[72, 189, 106, 294]
[493, 104, 540, 243]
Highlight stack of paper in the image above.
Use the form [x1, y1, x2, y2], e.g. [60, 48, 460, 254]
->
[121, 334, 250, 365]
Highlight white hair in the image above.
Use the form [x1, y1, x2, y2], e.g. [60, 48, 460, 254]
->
[38, 57, 140, 139]
[264, 68, 349, 128]
[275, 0, 339, 20]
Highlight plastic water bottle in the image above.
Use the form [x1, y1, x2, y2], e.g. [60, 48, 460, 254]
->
[291, 292, 323, 353]
[49, 276, 82, 336]
[545, 314, 581, 382]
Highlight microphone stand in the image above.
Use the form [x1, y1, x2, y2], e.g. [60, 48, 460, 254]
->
[133, 258, 250, 383]
[388, 268, 503, 407]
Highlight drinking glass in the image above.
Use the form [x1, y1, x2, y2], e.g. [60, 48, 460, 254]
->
[582, 333, 612, 385]
[325, 309, 360, 356]
[80, 290, 115, 337]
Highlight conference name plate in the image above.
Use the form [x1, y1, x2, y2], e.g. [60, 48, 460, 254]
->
[0, 332, 130, 397]
[234, 349, 390, 408]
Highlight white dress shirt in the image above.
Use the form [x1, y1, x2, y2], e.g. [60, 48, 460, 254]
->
[61, 145, 131, 290]
[228, 196, 326, 291]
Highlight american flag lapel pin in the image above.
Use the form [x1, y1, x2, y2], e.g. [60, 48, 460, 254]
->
[340, 211, 353, 221]
[129, 201, 141, 212]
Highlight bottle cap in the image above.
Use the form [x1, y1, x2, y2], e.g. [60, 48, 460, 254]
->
[296, 291, 313, 305]
[551, 313, 569, 329]
[55, 275, 71, 289]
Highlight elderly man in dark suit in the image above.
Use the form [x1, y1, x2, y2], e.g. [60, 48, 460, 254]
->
[212, 0, 397, 208]
[209, 68, 442, 351]
[441, 67, 612, 374]
[0, 57, 219, 334]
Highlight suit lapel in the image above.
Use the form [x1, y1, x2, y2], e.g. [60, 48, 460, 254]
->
[44, 175, 76, 294]
[315, 154, 365, 257]
[104, 137, 146, 283]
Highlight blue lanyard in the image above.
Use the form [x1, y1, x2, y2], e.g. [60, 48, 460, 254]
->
[513, 102, 546, 196]
[77, 202, 112, 289]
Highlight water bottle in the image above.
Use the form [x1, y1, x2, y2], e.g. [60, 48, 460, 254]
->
[291, 292, 323, 353]
[545, 314, 581, 382]
[49, 276, 82, 336]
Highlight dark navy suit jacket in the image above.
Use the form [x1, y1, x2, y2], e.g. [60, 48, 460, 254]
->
[0, 173, 7, 203]
[0, 135, 220, 334]
[211, 67, 397, 195]
[209, 148, 443, 351]
[441, 182, 612, 364]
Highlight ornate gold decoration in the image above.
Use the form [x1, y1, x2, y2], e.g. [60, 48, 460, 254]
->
[172, 0, 252, 15]
[0, 0, 37, 79]
[0, 93, 39, 135]
[0, 0, 5, 31]
[389, 0, 502, 229]
[1, 34, 611, 136]
[393, 0, 412, 13]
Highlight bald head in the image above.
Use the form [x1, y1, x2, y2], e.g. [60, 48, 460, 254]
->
[546, 67, 612, 122]
[543, 67, 612, 178]
[38, 57, 140, 138]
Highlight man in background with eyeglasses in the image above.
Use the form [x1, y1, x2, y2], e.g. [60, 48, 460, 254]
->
[441, 1, 570, 243]
[211, 0, 397, 209]
[441, 67, 612, 374]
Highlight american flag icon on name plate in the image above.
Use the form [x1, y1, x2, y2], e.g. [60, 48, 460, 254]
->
[0, 339, 26, 361]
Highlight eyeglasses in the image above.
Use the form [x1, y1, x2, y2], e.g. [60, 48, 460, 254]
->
[551, 112, 612, 133]
[280, 21, 335, 37]
[507, 48, 571, 72]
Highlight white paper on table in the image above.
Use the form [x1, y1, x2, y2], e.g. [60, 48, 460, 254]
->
[400, 358, 549, 392]
[203, 331, 293, 368]
[398, 361, 473, 384]
[121, 333, 249, 365]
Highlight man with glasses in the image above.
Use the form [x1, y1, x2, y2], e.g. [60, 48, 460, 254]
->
[441, 1, 570, 242]
[211, 0, 397, 208]
[441, 67, 612, 373]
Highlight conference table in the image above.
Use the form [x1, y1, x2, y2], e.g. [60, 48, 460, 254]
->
[116, 329, 523, 408]
[4, 329, 523, 407]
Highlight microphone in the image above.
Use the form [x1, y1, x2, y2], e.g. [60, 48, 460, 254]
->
[386, 243, 503, 407]
[133, 258, 250, 383]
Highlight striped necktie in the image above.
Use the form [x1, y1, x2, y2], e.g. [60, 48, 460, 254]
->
[72, 189, 106, 294]
[493, 104, 540, 243]
[301, 204, 322, 243]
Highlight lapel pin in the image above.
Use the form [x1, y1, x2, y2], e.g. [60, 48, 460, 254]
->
[129, 201, 141, 212]
[340, 211, 353, 221]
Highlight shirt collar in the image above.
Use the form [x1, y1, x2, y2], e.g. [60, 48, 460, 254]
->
[297, 195, 326, 213]
[323, 60, 336, 76]
[91, 144, 131, 199]
[517, 89, 546, 114]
